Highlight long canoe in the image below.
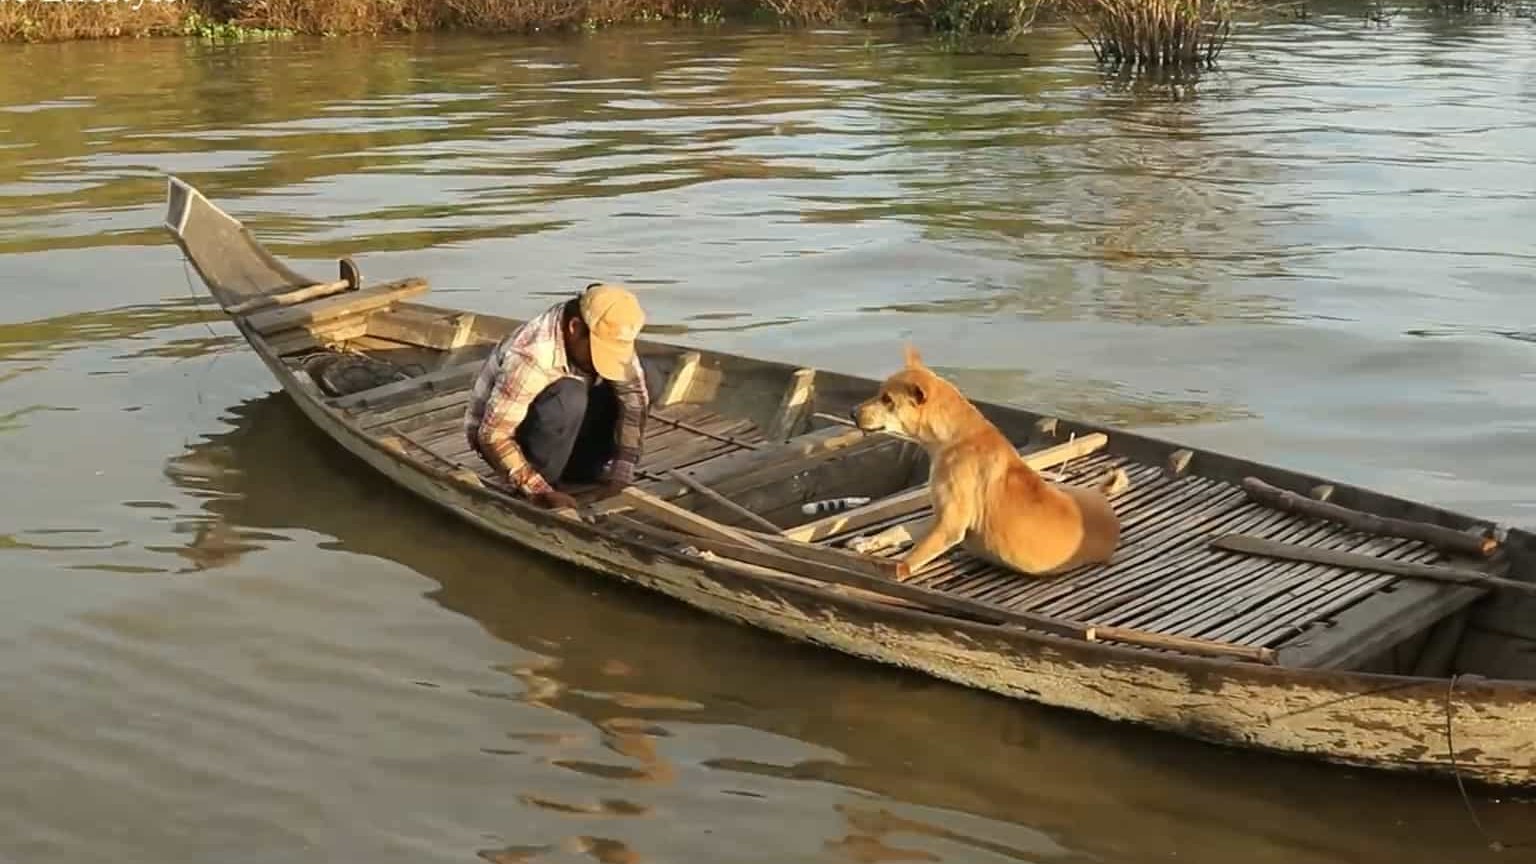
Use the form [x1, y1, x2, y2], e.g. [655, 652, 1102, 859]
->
[161, 176, 1536, 789]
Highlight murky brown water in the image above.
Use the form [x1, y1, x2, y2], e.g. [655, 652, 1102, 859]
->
[3, 11, 1536, 862]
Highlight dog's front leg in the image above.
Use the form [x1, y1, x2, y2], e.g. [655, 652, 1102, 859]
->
[897, 510, 968, 581]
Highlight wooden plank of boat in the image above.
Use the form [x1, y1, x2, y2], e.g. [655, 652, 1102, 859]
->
[770, 368, 816, 441]
[605, 510, 1276, 664]
[265, 318, 369, 356]
[616, 486, 775, 553]
[786, 432, 1109, 544]
[245, 277, 430, 336]
[648, 411, 763, 451]
[657, 351, 702, 406]
[330, 359, 483, 411]
[365, 306, 482, 352]
[592, 424, 877, 516]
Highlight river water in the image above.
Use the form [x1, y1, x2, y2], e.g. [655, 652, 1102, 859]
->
[2, 10, 1535, 863]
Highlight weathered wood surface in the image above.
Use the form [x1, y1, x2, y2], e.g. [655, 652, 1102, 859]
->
[332, 360, 482, 411]
[1241, 476, 1498, 558]
[1212, 534, 1526, 594]
[617, 486, 775, 552]
[787, 433, 1110, 543]
[610, 514, 1277, 664]
[658, 351, 701, 406]
[770, 368, 816, 441]
[659, 468, 782, 534]
[227, 278, 353, 316]
[265, 319, 368, 355]
[648, 411, 763, 450]
[247, 278, 430, 336]
[366, 307, 483, 351]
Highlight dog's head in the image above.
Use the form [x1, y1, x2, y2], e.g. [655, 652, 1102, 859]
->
[851, 344, 943, 440]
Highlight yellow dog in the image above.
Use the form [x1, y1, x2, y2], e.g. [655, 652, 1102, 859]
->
[852, 345, 1125, 581]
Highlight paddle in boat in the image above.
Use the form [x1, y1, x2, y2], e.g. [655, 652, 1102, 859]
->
[161, 175, 1536, 790]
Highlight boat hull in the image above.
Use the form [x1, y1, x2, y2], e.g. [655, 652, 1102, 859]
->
[245, 321, 1536, 790]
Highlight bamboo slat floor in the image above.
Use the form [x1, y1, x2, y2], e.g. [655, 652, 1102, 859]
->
[350, 383, 1485, 669]
[811, 451, 1479, 667]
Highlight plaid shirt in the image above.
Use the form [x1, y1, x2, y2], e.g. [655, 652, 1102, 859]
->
[464, 300, 648, 497]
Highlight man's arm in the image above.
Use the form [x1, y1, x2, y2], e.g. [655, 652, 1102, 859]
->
[604, 356, 650, 486]
[476, 355, 556, 497]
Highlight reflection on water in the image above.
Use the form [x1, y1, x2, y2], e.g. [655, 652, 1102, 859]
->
[1, 12, 1535, 864]
[0, 299, 226, 365]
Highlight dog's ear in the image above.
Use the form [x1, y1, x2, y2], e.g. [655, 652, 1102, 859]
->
[907, 381, 928, 406]
[903, 343, 923, 369]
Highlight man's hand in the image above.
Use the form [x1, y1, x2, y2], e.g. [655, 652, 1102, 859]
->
[595, 478, 630, 501]
[532, 488, 580, 511]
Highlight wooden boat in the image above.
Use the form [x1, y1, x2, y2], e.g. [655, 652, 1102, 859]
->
[161, 176, 1536, 789]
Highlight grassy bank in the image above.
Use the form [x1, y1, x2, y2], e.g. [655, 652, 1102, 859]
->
[0, 0, 1081, 43]
[0, 0, 855, 42]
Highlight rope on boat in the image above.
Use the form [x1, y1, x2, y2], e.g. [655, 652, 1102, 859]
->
[179, 254, 231, 415]
[1444, 674, 1506, 853]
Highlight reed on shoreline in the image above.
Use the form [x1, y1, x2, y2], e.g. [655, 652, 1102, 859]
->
[1060, 0, 1233, 69]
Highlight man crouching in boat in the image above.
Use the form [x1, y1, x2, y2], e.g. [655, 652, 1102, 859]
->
[464, 283, 663, 511]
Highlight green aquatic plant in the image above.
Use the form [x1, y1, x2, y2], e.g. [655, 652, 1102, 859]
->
[181, 11, 294, 40]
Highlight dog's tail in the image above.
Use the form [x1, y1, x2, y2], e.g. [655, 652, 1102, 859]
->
[1098, 467, 1131, 498]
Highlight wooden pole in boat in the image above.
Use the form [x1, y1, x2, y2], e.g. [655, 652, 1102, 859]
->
[226, 257, 363, 316]
[660, 468, 783, 535]
[647, 413, 762, 450]
[1210, 534, 1535, 596]
[1239, 477, 1498, 558]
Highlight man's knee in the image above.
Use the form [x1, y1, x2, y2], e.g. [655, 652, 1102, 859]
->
[525, 377, 590, 437]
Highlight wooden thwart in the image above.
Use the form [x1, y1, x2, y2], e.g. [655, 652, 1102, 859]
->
[247, 278, 430, 336]
[266, 319, 367, 355]
[367, 308, 481, 351]
[787, 432, 1110, 543]
[1240, 477, 1497, 558]
[1211, 534, 1529, 595]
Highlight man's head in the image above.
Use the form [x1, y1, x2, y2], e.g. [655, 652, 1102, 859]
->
[562, 283, 645, 382]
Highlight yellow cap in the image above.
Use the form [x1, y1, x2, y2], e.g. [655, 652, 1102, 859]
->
[579, 283, 645, 382]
